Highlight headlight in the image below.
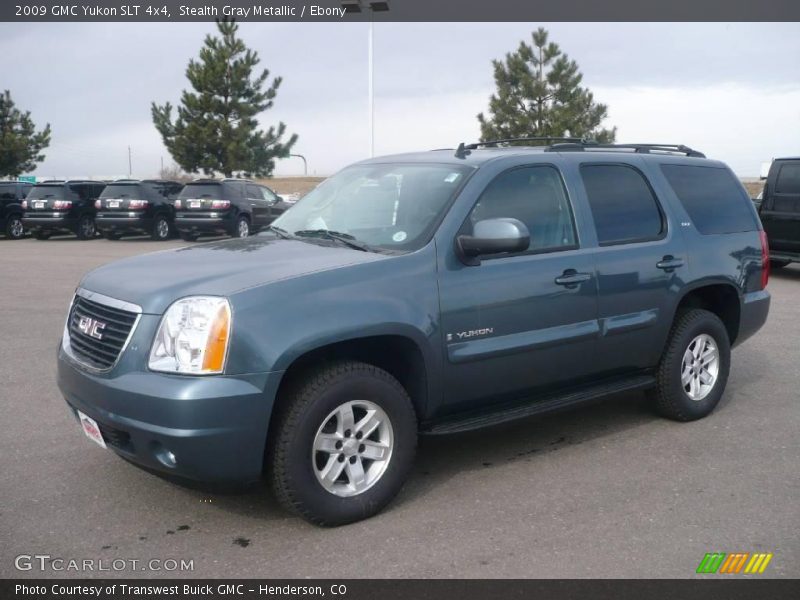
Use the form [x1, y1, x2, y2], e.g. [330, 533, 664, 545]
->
[148, 296, 231, 375]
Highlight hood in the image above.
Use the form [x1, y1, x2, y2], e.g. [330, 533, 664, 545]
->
[79, 235, 388, 314]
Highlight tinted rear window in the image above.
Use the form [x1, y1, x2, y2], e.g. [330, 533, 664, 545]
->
[178, 183, 224, 199]
[100, 184, 143, 199]
[27, 185, 66, 200]
[775, 163, 800, 195]
[580, 164, 664, 245]
[660, 165, 757, 234]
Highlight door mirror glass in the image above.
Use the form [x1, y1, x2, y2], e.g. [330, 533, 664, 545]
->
[457, 218, 530, 265]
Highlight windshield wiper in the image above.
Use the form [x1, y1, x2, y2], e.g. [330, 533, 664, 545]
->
[267, 225, 293, 239]
[293, 229, 372, 252]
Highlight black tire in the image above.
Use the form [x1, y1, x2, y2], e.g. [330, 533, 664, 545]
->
[231, 215, 250, 238]
[151, 214, 171, 241]
[268, 361, 417, 526]
[651, 309, 731, 422]
[5, 214, 25, 239]
[102, 231, 123, 240]
[770, 259, 790, 269]
[76, 215, 96, 240]
[34, 231, 51, 240]
[179, 231, 199, 242]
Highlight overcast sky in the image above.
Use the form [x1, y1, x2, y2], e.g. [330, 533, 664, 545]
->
[1, 22, 798, 178]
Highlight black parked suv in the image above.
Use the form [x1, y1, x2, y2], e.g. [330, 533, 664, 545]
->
[174, 178, 288, 241]
[22, 180, 106, 239]
[0, 181, 33, 239]
[58, 140, 769, 525]
[757, 157, 800, 268]
[95, 179, 184, 241]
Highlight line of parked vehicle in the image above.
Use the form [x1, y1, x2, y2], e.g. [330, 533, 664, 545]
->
[0, 177, 292, 241]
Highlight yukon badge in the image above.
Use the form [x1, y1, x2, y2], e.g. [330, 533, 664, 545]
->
[447, 328, 494, 342]
[78, 316, 106, 340]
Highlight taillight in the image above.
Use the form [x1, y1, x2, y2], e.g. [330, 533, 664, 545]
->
[128, 199, 149, 210]
[53, 200, 72, 210]
[21, 200, 27, 209]
[210, 200, 231, 209]
[759, 230, 770, 290]
[174, 199, 182, 209]
[94, 199, 101, 209]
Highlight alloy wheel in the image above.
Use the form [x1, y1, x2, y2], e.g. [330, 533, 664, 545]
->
[681, 333, 720, 401]
[9, 217, 24, 238]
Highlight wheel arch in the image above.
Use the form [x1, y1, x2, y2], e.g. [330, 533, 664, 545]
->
[672, 280, 742, 345]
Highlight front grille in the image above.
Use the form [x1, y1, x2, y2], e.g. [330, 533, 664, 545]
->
[67, 294, 138, 370]
[97, 422, 132, 450]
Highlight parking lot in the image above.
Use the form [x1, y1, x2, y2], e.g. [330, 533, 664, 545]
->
[1, 236, 798, 579]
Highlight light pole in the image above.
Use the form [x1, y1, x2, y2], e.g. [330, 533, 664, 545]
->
[290, 153, 308, 176]
[342, 1, 390, 158]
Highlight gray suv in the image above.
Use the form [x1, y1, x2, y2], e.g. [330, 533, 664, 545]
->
[57, 140, 770, 525]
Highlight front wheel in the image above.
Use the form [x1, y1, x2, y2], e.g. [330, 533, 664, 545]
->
[5, 215, 25, 239]
[232, 215, 250, 238]
[76, 215, 96, 240]
[151, 215, 171, 241]
[651, 309, 731, 422]
[268, 361, 417, 526]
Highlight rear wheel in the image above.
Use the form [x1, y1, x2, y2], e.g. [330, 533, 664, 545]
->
[268, 361, 417, 526]
[76, 215, 96, 240]
[232, 215, 250, 238]
[151, 215, 171, 241]
[651, 309, 731, 422]
[770, 259, 791, 269]
[179, 231, 199, 242]
[5, 215, 24, 239]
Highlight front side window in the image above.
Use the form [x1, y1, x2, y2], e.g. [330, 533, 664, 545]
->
[581, 164, 664, 245]
[465, 165, 577, 254]
[271, 163, 473, 252]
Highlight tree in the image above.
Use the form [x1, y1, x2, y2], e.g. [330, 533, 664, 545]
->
[478, 28, 615, 144]
[152, 19, 297, 178]
[0, 90, 51, 178]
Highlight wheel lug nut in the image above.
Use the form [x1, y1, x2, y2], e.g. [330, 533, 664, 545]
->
[344, 429, 351, 437]
[337, 454, 345, 463]
[358, 444, 365, 453]
[349, 456, 357, 464]
[356, 431, 363, 440]
[335, 441, 343, 450]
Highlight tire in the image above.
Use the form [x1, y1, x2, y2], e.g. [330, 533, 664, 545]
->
[231, 215, 250, 238]
[179, 231, 199, 242]
[102, 231, 122, 240]
[651, 309, 731, 422]
[268, 361, 417, 526]
[151, 215, 171, 241]
[34, 231, 51, 240]
[76, 215, 96, 240]
[770, 259, 790, 269]
[5, 214, 24, 239]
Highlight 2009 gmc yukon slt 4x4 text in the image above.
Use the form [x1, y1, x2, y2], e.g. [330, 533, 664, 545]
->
[57, 140, 770, 525]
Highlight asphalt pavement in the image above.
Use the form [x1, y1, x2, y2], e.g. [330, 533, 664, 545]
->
[1, 236, 798, 578]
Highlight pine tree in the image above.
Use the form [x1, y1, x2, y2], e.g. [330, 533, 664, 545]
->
[152, 19, 297, 178]
[478, 28, 615, 144]
[0, 90, 51, 178]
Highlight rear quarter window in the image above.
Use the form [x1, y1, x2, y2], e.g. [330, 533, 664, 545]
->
[660, 164, 758, 234]
[775, 163, 800, 195]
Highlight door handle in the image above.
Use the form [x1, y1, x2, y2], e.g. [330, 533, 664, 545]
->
[554, 270, 592, 287]
[656, 256, 684, 271]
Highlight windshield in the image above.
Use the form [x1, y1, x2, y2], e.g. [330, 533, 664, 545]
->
[270, 163, 473, 252]
[178, 183, 223, 199]
[27, 185, 66, 200]
[100, 184, 143, 199]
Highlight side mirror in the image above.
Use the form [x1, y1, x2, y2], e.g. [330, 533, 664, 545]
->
[456, 218, 530, 266]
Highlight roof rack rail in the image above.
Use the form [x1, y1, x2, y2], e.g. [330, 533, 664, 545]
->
[548, 142, 705, 158]
[455, 137, 587, 158]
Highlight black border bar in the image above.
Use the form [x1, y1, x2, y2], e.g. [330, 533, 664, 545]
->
[2, 0, 800, 22]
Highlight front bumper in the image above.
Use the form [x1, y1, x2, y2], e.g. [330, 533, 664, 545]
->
[57, 345, 283, 483]
[96, 213, 153, 234]
[22, 213, 76, 232]
[735, 289, 770, 347]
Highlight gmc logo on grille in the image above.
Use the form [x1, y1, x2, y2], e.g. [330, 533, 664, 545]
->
[78, 316, 106, 340]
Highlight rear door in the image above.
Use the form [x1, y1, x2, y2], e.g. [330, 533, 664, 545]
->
[438, 164, 600, 413]
[245, 184, 268, 226]
[580, 161, 687, 373]
[761, 160, 800, 253]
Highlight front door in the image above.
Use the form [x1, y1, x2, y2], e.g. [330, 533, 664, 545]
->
[246, 184, 268, 227]
[438, 165, 600, 413]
